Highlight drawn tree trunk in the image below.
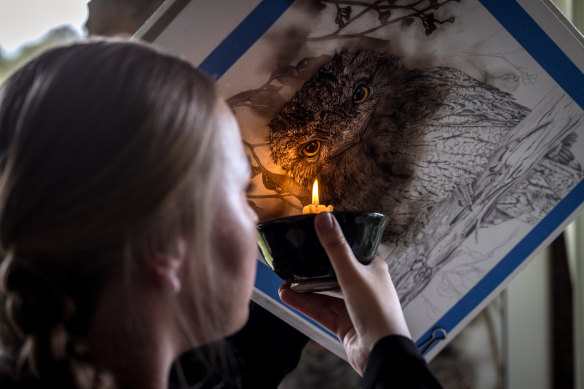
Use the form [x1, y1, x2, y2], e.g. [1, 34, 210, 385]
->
[391, 88, 584, 305]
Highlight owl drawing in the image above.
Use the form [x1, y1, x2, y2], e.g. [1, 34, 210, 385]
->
[267, 49, 581, 246]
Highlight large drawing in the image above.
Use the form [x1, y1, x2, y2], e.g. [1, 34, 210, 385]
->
[224, 0, 583, 311]
[143, 0, 584, 358]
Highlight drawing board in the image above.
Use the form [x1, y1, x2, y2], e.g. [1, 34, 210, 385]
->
[138, 0, 584, 360]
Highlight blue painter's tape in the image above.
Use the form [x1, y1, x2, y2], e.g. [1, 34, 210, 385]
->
[418, 0, 584, 355]
[254, 261, 336, 339]
[479, 0, 584, 110]
[198, 0, 294, 79]
[255, 261, 284, 300]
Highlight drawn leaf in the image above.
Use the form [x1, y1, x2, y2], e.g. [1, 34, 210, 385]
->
[334, 6, 351, 28]
[261, 171, 279, 192]
[272, 64, 300, 85]
[378, 11, 391, 22]
[295, 55, 332, 79]
[227, 89, 264, 108]
[260, 169, 309, 202]
[313, 1, 327, 11]
[401, 18, 414, 27]
[251, 165, 262, 178]
[250, 93, 286, 117]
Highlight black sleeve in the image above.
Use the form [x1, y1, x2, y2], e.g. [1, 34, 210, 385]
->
[169, 302, 309, 389]
[361, 335, 443, 389]
[228, 302, 310, 388]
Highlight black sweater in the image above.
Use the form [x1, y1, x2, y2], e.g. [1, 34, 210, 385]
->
[171, 303, 443, 388]
[362, 335, 443, 388]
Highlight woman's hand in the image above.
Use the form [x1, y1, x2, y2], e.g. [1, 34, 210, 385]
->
[278, 212, 410, 375]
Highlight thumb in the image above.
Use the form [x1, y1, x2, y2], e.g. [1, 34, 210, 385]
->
[314, 213, 359, 282]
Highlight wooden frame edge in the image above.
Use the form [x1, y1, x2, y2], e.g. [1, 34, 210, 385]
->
[133, 0, 191, 42]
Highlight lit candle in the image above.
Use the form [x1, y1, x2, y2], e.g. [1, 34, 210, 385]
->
[302, 179, 333, 214]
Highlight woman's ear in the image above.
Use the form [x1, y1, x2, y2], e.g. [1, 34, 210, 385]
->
[146, 238, 187, 293]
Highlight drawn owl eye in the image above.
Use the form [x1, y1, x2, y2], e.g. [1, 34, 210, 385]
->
[352, 85, 370, 104]
[302, 141, 321, 157]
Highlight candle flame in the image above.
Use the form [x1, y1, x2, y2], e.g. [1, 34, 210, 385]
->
[312, 179, 319, 205]
[302, 178, 333, 214]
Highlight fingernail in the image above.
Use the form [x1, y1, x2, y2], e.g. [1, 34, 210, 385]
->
[278, 284, 289, 298]
[315, 212, 333, 232]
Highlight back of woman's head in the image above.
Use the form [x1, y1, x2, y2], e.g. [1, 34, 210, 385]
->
[0, 40, 223, 387]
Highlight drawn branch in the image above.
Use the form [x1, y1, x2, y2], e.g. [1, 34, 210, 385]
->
[307, 0, 459, 41]
[392, 88, 584, 305]
[244, 140, 309, 219]
[461, 51, 537, 86]
[228, 55, 331, 118]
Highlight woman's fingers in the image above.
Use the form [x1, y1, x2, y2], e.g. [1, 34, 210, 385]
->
[279, 284, 345, 333]
[281, 212, 411, 374]
[314, 213, 359, 284]
[314, 212, 411, 346]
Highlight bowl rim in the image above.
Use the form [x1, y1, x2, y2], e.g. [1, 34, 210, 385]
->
[257, 210, 387, 228]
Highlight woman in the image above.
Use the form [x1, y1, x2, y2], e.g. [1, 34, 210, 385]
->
[0, 40, 441, 388]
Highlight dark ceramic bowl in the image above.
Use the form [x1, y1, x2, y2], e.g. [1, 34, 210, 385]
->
[257, 211, 388, 292]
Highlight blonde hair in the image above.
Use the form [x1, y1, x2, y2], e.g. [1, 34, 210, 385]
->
[0, 40, 228, 388]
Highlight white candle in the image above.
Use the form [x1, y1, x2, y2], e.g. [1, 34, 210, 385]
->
[302, 179, 333, 214]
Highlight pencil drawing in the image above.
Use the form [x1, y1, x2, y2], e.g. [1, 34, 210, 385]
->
[269, 49, 543, 241]
[225, 0, 584, 306]
[263, 49, 582, 303]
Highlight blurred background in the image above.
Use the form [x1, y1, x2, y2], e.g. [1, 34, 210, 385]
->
[0, 1, 583, 388]
[0, 0, 163, 82]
